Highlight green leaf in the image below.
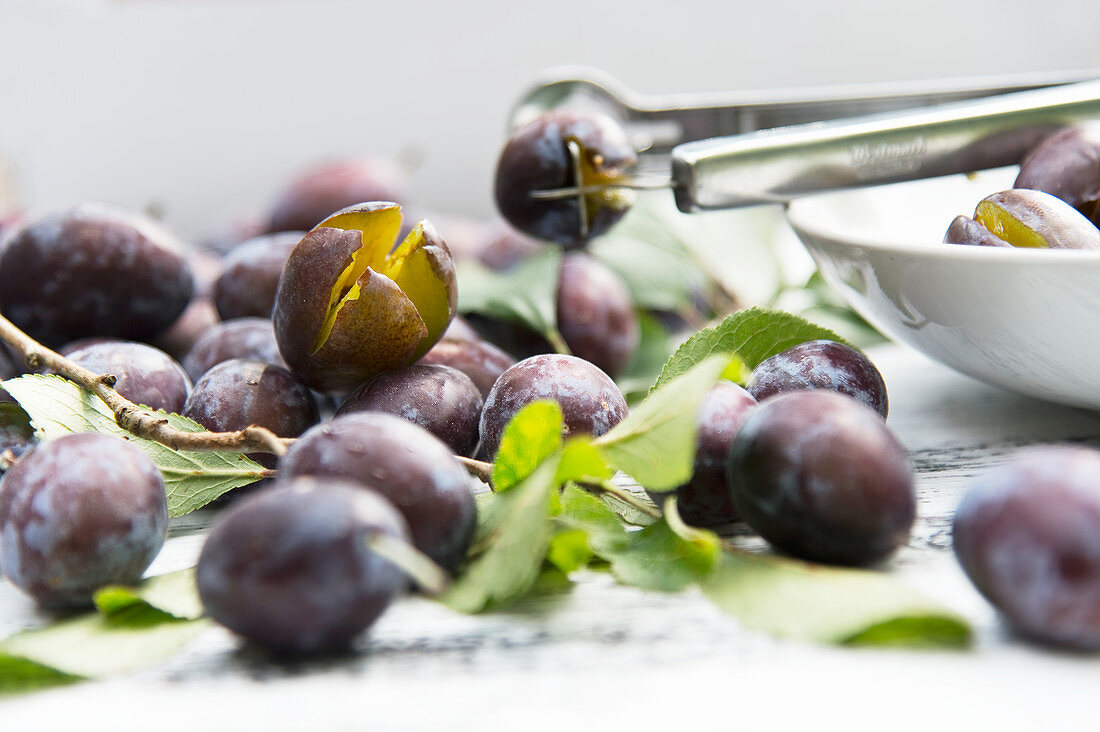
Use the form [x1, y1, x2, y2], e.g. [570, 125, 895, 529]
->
[0, 400, 33, 443]
[591, 191, 786, 312]
[702, 551, 972, 648]
[555, 438, 612, 486]
[455, 248, 563, 345]
[0, 570, 209, 693]
[554, 487, 717, 591]
[556, 484, 631, 556]
[546, 528, 594, 574]
[615, 313, 675, 404]
[491, 400, 564, 492]
[602, 517, 719, 593]
[652, 307, 847, 391]
[93, 568, 204, 621]
[442, 457, 561, 613]
[590, 213, 704, 312]
[0, 654, 81, 694]
[595, 355, 731, 491]
[2, 374, 271, 516]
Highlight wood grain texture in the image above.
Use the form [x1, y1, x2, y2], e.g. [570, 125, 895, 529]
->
[2, 344, 1098, 729]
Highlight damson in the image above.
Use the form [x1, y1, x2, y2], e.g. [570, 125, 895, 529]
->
[495, 110, 637, 248]
[336, 364, 483, 457]
[266, 158, 407, 234]
[273, 203, 457, 393]
[479, 354, 628, 459]
[154, 297, 220, 361]
[63, 341, 192, 413]
[477, 223, 542, 271]
[213, 232, 301, 320]
[417, 337, 516, 398]
[648, 381, 757, 527]
[182, 318, 285, 382]
[0, 203, 193, 347]
[279, 413, 476, 572]
[196, 478, 409, 655]
[556, 253, 639, 378]
[953, 447, 1100, 650]
[0, 434, 167, 608]
[747, 340, 888, 418]
[183, 359, 318, 467]
[1015, 122, 1100, 226]
[972, 189, 1100, 250]
[727, 391, 914, 565]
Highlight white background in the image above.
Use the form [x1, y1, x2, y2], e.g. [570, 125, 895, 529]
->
[2, 0, 1100, 237]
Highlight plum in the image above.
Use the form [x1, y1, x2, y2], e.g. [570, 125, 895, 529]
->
[336, 364, 483, 457]
[1015, 122, 1100, 226]
[495, 110, 636, 248]
[727, 391, 914, 565]
[0, 203, 193, 347]
[266, 158, 407, 234]
[479, 354, 628, 459]
[273, 203, 457, 393]
[747, 340, 888, 418]
[972, 189, 1100, 250]
[954, 446, 1100, 650]
[196, 478, 409, 654]
[279, 413, 476, 572]
[0, 434, 167, 608]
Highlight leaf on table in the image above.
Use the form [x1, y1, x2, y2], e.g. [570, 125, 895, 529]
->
[93, 568, 204, 621]
[595, 355, 731, 491]
[652, 307, 848, 391]
[2, 374, 271, 516]
[442, 457, 561, 614]
[0, 654, 81, 694]
[0, 570, 210, 693]
[455, 248, 563, 344]
[701, 550, 972, 648]
[491, 400, 564, 492]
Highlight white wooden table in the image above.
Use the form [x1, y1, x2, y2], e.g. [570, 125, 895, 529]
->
[2, 343, 1099, 731]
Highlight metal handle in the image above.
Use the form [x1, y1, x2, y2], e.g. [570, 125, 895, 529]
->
[671, 80, 1100, 212]
[509, 66, 1099, 156]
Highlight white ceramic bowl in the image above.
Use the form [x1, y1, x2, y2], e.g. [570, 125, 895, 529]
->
[786, 168, 1100, 410]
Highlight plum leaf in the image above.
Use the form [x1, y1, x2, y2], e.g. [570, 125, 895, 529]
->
[702, 550, 972, 647]
[652, 306, 847, 391]
[0, 570, 208, 693]
[595, 355, 731, 491]
[2, 374, 271, 516]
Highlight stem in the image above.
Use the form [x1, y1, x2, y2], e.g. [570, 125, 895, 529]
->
[367, 532, 450, 595]
[589, 480, 661, 520]
[544, 327, 572, 357]
[0, 314, 292, 456]
[456, 456, 493, 484]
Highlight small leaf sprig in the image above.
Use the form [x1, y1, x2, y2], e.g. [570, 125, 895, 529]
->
[0, 313, 291, 457]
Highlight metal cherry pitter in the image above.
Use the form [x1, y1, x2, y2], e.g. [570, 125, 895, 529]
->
[503, 66, 1100, 233]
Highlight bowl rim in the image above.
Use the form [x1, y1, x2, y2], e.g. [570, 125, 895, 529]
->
[785, 173, 1100, 266]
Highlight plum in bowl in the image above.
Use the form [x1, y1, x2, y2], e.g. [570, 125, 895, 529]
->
[786, 168, 1100, 409]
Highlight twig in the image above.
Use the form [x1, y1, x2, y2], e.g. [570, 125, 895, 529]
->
[586, 479, 662, 520]
[456, 456, 494, 484]
[0, 314, 292, 456]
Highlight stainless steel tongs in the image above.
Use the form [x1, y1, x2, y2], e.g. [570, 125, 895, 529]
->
[507, 66, 1100, 213]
